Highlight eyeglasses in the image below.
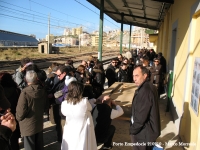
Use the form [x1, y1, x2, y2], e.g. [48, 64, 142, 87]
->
[57, 73, 63, 77]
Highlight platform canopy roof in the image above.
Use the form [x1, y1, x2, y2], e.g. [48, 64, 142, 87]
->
[87, 0, 173, 30]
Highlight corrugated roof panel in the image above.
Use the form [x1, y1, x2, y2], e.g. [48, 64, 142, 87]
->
[87, 0, 173, 29]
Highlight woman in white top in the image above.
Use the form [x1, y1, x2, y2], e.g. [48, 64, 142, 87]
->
[61, 81, 97, 150]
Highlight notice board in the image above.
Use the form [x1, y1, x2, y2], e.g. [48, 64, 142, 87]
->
[191, 57, 200, 115]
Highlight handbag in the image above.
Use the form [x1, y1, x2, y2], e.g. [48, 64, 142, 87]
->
[54, 90, 63, 98]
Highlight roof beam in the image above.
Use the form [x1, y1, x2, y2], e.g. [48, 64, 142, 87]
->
[105, 0, 128, 22]
[141, 0, 147, 23]
[116, 20, 158, 29]
[156, 2, 165, 28]
[104, 10, 161, 22]
[121, 0, 136, 21]
[151, 0, 174, 4]
[105, 0, 120, 13]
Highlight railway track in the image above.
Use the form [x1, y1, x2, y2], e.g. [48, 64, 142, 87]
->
[0, 50, 119, 72]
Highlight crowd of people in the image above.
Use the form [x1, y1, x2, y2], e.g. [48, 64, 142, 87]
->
[0, 47, 165, 150]
[106, 48, 167, 95]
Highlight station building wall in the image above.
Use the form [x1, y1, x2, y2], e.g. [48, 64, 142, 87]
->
[154, 0, 200, 149]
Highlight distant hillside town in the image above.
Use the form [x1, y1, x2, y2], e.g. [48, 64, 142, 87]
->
[46, 26, 153, 49]
[0, 27, 155, 49]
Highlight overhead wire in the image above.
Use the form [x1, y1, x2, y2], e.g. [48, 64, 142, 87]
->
[0, 5, 82, 26]
[0, 0, 120, 34]
[28, 0, 99, 31]
[29, 0, 97, 25]
[0, 13, 70, 29]
[74, 0, 120, 28]
[26, 0, 119, 30]
[0, 0, 97, 31]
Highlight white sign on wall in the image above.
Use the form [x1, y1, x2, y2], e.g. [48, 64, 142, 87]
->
[191, 57, 200, 116]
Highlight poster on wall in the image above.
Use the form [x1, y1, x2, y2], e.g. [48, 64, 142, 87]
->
[191, 57, 200, 116]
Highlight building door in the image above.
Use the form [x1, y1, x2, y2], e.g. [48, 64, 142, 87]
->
[169, 28, 177, 71]
[41, 45, 44, 53]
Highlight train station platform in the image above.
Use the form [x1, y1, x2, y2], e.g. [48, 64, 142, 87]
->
[19, 93, 184, 150]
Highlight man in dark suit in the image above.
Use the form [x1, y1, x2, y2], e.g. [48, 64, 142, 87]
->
[130, 65, 161, 150]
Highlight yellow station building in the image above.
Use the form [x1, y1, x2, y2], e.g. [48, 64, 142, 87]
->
[150, 0, 200, 149]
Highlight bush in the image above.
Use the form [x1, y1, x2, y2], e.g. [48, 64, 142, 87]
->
[17, 52, 22, 55]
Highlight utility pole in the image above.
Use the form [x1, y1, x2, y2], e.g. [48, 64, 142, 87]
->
[48, 14, 50, 54]
[129, 25, 132, 51]
[120, 13, 124, 54]
[140, 28, 142, 48]
[79, 34, 81, 52]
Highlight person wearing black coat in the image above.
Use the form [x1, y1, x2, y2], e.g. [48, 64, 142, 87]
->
[48, 65, 69, 142]
[106, 59, 118, 87]
[117, 63, 129, 82]
[130, 65, 161, 150]
[74, 65, 88, 84]
[0, 85, 16, 150]
[149, 49, 156, 66]
[150, 58, 163, 95]
[132, 49, 138, 64]
[90, 96, 124, 149]
[0, 73, 21, 150]
[157, 52, 167, 74]
[92, 63, 105, 98]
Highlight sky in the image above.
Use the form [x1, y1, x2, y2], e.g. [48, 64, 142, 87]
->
[0, 0, 132, 39]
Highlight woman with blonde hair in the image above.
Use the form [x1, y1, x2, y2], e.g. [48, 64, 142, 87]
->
[61, 81, 97, 150]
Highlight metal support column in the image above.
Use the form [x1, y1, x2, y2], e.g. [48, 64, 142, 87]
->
[98, 0, 104, 61]
[48, 14, 50, 54]
[120, 13, 124, 54]
[129, 24, 132, 51]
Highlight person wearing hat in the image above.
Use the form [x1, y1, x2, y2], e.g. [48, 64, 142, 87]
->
[150, 58, 163, 95]
[0, 85, 17, 150]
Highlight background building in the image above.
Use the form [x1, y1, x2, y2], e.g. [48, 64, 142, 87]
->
[72, 27, 82, 35]
[0, 30, 38, 46]
[62, 37, 77, 46]
[131, 27, 149, 48]
[45, 34, 54, 43]
[80, 33, 91, 46]
[63, 28, 71, 36]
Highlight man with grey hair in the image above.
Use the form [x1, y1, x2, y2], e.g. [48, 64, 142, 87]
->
[130, 65, 160, 150]
[16, 70, 48, 150]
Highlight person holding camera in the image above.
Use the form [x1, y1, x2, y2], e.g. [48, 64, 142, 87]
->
[0, 85, 16, 150]
[90, 95, 124, 150]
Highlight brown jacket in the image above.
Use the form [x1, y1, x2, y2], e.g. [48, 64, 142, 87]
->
[16, 84, 47, 136]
